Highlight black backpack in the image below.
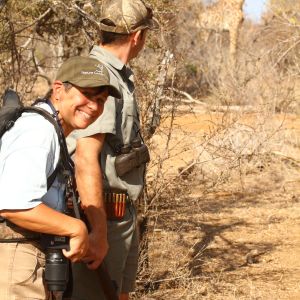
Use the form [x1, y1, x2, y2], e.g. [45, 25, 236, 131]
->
[0, 89, 73, 189]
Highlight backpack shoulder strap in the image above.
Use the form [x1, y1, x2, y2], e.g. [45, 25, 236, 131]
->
[21, 106, 64, 190]
[0, 90, 72, 189]
[22, 106, 61, 134]
[46, 164, 60, 189]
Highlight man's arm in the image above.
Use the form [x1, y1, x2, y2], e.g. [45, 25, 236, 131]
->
[74, 133, 108, 269]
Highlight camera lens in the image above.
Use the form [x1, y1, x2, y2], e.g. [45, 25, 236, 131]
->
[45, 249, 69, 292]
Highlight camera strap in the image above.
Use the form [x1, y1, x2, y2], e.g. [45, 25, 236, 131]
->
[44, 99, 81, 219]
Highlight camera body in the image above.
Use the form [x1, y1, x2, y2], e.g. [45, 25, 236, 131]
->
[41, 235, 70, 292]
[115, 138, 150, 177]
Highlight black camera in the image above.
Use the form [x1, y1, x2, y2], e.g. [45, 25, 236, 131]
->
[41, 235, 70, 292]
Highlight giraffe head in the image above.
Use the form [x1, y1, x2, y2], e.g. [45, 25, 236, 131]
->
[197, 0, 245, 66]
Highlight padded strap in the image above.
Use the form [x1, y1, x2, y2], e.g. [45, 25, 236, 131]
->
[21, 106, 66, 189]
[46, 163, 61, 189]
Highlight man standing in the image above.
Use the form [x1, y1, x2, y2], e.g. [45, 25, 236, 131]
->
[66, 0, 158, 299]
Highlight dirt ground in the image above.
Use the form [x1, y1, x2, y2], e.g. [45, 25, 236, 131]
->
[137, 108, 300, 300]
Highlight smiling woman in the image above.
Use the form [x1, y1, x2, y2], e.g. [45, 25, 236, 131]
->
[47, 56, 121, 136]
[0, 56, 120, 300]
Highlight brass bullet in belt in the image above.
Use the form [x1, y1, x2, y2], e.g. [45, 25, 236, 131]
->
[116, 193, 119, 217]
[114, 193, 117, 217]
[118, 194, 121, 217]
[119, 194, 122, 217]
[121, 194, 125, 217]
[110, 193, 113, 218]
[121, 194, 123, 217]
[113, 193, 117, 217]
[118, 194, 122, 217]
[119, 194, 122, 218]
[118, 194, 123, 217]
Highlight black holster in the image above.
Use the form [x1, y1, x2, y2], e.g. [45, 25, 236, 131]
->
[115, 143, 150, 177]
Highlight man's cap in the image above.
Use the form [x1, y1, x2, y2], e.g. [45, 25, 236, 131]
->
[55, 56, 121, 98]
[99, 0, 159, 34]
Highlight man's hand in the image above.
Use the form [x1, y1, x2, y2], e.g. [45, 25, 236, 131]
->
[80, 206, 108, 269]
[83, 227, 109, 269]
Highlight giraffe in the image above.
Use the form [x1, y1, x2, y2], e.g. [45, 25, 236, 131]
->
[197, 0, 245, 66]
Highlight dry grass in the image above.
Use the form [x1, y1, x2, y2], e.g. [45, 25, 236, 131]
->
[135, 108, 300, 299]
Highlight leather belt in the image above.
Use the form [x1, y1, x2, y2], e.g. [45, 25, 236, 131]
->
[0, 219, 40, 242]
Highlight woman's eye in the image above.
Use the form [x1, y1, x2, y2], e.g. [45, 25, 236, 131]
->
[82, 92, 90, 97]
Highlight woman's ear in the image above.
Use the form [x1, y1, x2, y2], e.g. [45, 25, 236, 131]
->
[52, 80, 64, 101]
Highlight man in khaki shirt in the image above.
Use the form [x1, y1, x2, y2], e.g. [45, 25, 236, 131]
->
[67, 0, 158, 299]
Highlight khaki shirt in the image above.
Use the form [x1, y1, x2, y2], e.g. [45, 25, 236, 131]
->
[67, 46, 145, 201]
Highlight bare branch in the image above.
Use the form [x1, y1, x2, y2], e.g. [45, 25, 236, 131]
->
[72, 3, 101, 30]
[14, 8, 53, 35]
[145, 50, 174, 139]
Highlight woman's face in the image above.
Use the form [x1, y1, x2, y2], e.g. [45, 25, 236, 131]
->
[52, 82, 109, 136]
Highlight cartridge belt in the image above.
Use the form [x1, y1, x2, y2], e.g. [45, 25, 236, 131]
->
[104, 191, 129, 221]
[0, 218, 41, 242]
